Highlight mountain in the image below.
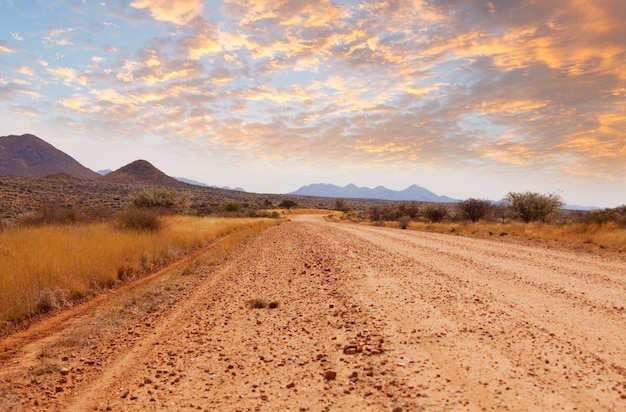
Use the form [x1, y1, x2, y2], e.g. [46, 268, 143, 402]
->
[0, 133, 100, 180]
[99, 160, 185, 187]
[173, 176, 247, 192]
[290, 183, 457, 203]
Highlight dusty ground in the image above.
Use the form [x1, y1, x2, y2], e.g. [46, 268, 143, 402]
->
[1, 215, 625, 411]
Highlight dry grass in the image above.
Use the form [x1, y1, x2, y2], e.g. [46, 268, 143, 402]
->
[330, 211, 626, 255]
[0, 216, 279, 324]
[403, 221, 626, 253]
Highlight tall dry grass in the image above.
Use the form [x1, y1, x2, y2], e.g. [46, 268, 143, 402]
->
[330, 210, 626, 252]
[405, 220, 626, 250]
[0, 216, 278, 324]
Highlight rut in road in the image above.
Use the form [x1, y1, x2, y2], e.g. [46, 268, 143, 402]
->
[2, 215, 625, 411]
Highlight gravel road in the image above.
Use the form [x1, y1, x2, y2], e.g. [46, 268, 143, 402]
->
[1, 215, 625, 411]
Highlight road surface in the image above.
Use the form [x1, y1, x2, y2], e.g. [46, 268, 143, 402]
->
[1, 215, 625, 411]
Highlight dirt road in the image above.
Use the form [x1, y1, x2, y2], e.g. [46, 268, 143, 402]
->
[1, 215, 625, 411]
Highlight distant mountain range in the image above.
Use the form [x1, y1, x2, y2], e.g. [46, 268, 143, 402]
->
[290, 183, 457, 203]
[0, 133, 596, 209]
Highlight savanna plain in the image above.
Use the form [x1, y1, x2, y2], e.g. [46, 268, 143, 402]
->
[1, 212, 625, 411]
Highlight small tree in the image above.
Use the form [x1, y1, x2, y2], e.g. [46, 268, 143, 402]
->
[129, 188, 191, 214]
[220, 202, 243, 213]
[457, 198, 492, 222]
[422, 204, 450, 223]
[278, 200, 298, 209]
[505, 191, 564, 223]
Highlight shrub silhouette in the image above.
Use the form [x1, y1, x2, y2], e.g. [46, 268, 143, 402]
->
[457, 198, 492, 222]
[422, 204, 450, 223]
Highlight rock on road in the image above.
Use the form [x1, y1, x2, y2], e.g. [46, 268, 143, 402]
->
[2, 214, 626, 411]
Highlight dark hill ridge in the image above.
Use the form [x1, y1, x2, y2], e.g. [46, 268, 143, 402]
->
[99, 159, 185, 187]
[0, 134, 100, 180]
[290, 183, 457, 203]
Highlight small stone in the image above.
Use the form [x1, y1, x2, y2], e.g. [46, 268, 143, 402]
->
[60, 368, 70, 376]
[392, 408, 403, 412]
[286, 382, 295, 389]
[343, 345, 358, 355]
[324, 370, 337, 380]
[144, 377, 153, 384]
[121, 390, 129, 399]
[55, 386, 63, 393]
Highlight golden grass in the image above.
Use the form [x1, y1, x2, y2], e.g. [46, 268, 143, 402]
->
[331, 211, 626, 253]
[404, 221, 626, 251]
[0, 216, 278, 324]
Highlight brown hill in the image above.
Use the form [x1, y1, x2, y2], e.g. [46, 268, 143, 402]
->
[99, 159, 185, 187]
[0, 134, 100, 180]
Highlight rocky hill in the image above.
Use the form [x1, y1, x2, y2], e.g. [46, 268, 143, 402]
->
[0, 134, 100, 180]
[99, 160, 185, 187]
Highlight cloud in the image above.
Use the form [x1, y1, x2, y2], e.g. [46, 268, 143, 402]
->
[43, 27, 76, 47]
[0, 43, 17, 53]
[130, 0, 203, 25]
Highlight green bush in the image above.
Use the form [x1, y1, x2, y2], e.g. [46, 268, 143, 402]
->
[221, 202, 243, 213]
[278, 200, 298, 209]
[505, 191, 564, 223]
[129, 188, 191, 214]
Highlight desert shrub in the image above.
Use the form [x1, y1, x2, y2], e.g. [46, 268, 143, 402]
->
[585, 206, 626, 227]
[335, 199, 351, 213]
[398, 216, 411, 229]
[505, 191, 564, 223]
[19, 204, 84, 226]
[220, 202, 243, 213]
[422, 204, 451, 223]
[129, 188, 191, 214]
[114, 208, 162, 231]
[278, 200, 298, 209]
[457, 198, 492, 222]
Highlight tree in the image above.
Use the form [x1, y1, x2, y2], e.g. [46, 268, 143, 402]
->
[505, 191, 564, 223]
[278, 200, 298, 209]
[457, 198, 492, 222]
[422, 204, 450, 223]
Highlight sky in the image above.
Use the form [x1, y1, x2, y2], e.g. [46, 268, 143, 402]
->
[0, 0, 625, 208]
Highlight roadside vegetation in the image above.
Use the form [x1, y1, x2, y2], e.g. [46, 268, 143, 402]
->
[0, 188, 281, 329]
[330, 192, 626, 253]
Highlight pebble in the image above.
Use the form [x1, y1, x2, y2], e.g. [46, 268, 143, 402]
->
[324, 370, 337, 380]
[343, 345, 358, 355]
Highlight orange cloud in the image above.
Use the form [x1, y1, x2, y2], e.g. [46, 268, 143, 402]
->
[130, 0, 203, 25]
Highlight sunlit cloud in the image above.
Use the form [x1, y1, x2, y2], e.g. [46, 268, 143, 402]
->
[42, 27, 76, 47]
[130, 0, 203, 25]
[0, 44, 17, 53]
